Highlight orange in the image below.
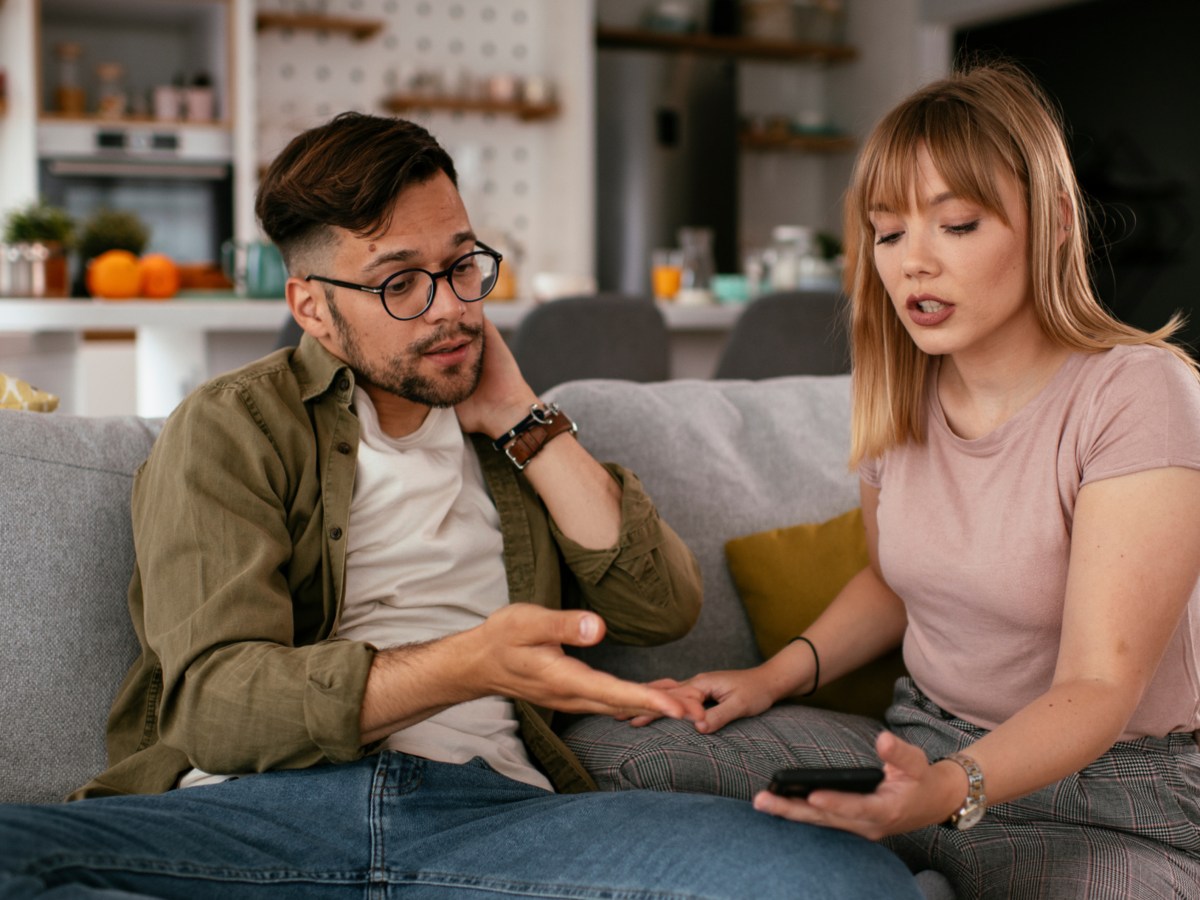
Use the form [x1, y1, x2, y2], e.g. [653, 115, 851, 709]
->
[139, 253, 181, 299]
[87, 250, 143, 300]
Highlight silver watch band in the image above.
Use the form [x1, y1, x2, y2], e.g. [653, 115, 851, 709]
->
[941, 752, 986, 830]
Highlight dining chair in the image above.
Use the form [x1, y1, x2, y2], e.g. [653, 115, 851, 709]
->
[714, 290, 850, 379]
[509, 294, 671, 394]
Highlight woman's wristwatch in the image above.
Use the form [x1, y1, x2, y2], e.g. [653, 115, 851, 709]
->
[940, 752, 987, 830]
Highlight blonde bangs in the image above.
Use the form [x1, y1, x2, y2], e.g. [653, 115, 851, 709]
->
[855, 94, 1019, 226]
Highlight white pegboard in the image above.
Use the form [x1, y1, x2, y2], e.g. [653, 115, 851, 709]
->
[255, 0, 572, 288]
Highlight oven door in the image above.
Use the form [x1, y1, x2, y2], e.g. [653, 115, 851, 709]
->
[37, 122, 234, 294]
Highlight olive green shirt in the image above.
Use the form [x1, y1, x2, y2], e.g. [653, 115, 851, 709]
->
[73, 335, 702, 800]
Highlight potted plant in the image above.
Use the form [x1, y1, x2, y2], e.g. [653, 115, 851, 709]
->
[77, 208, 150, 262]
[77, 209, 151, 297]
[0, 200, 75, 298]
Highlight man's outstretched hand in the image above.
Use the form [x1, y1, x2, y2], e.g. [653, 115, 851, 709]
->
[474, 604, 706, 722]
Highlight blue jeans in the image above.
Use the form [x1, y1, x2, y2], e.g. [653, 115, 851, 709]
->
[0, 752, 920, 899]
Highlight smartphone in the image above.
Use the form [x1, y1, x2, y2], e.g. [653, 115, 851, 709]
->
[768, 766, 884, 798]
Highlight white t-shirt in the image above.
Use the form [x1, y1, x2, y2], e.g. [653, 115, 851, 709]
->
[861, 345, 1200, 739]
[180, 390, 550, 791]
[336, 389, 551, 790]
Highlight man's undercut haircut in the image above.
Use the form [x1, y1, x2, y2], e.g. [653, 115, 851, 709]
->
[255, 112, 459, 269]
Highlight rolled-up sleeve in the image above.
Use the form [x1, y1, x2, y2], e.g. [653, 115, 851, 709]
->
[551, 464, 702, 645]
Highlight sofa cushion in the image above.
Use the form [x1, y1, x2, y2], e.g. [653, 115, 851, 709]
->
[0, 410, 160, 803]
[725, 508, 907, 719]
[544, 376, 858, 684]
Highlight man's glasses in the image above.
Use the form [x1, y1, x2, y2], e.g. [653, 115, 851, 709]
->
[305, 241, 502, 321]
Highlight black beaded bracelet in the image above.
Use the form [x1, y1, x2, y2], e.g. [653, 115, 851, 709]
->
[789, 635, 820, 697]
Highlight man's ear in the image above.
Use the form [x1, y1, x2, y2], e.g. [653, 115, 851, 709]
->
[286, 276, 333, 341]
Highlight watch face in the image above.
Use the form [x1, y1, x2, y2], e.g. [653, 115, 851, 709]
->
[955, 803, 985, 830]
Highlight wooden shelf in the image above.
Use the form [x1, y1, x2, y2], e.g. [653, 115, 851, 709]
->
[255, 12, 383, 41]
[38, 111, 231, 130]
[740, 131, 856, 153]
[381, 94, 560, 122]
[596, 26, 856, 64]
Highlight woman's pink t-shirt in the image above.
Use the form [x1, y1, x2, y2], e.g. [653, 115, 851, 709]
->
[861, 344, 1200, 739]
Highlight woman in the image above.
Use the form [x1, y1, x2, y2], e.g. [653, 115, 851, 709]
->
[627, 62, 1200, 897]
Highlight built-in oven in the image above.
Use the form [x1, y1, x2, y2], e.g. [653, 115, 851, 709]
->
[37, 120, 233, 295]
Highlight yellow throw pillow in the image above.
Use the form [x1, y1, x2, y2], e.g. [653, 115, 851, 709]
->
[725, 507, 906, 719]
[0, 373, 59, 412]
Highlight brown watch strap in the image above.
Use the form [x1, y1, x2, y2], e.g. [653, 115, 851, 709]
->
[503, 412, 577, 470]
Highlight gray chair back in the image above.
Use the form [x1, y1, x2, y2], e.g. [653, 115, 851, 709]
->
[714, 290, 850, 379]
[509, 294, 671, 394]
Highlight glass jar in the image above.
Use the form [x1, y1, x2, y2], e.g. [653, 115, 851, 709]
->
[677, 226, 715, 305]
[95, 62, 126, 119]
[740, 0, 798, 40]
[54, 42, 86, 116]
[481, 230, 522, 301]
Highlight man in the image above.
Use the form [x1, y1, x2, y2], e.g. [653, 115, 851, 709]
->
[0, 113, 920, 899]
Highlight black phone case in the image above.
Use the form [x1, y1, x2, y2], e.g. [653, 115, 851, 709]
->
[768, 767, 883, 798]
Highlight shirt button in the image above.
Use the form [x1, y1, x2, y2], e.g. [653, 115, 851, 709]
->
[338, 378, 350, 392]
[329, 526, 343, 540]
[337, 441, 352, 454]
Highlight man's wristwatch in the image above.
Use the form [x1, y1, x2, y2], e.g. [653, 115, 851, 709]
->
[492, 402, 578, 470]
[941, 752, 986, 831]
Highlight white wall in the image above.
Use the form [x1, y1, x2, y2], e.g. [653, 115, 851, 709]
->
[252, 0, 596, 293]
[0, 0, 40, 214]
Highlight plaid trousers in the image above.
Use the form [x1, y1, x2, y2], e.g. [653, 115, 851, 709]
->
[562, 678, 1200, 899]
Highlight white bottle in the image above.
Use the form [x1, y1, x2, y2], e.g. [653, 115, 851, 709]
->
[769, 225, 815, 291]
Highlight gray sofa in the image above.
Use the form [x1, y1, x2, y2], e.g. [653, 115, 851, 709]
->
[0, 375, 952, 898]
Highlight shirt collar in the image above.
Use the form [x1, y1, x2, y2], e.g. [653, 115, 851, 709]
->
[291, 331, 356, 403]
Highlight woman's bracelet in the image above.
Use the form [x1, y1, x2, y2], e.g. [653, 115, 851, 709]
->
[789, 635, 820, 697]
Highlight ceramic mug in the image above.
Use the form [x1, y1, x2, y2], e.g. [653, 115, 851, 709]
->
[221, 239, 287, 298]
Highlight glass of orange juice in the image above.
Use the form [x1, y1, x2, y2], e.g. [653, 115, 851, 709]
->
[651, 248, 683, 301]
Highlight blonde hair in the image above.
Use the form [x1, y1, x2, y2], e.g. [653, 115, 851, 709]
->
[844, 61, 1197, 468]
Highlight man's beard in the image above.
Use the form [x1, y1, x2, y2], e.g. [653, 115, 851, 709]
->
[328, 299, 486, 407]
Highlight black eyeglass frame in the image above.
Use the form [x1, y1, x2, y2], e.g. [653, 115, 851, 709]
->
[304, 240, 503, 321]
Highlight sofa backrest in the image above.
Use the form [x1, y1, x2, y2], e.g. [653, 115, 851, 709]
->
[545, 376, 857, 684]
[0, 375, 856, 804]
[0, 411, 160, 804]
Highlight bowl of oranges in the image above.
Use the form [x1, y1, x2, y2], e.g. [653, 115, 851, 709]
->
[87, 250, 181, 301]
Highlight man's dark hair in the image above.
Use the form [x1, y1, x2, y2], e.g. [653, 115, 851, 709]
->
[255, 112, 458, 267]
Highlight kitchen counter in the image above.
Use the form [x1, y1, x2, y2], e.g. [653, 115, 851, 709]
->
[0, 296, 743, 331]
[0, 298, 744, 416]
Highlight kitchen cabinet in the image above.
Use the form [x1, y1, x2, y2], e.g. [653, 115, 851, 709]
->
[0, 0, 260, 292]
[38, 0, 233, 128]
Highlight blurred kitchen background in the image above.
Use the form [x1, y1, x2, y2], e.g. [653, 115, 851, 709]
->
[0, 0, 1195, 414]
